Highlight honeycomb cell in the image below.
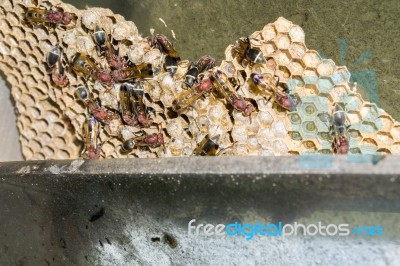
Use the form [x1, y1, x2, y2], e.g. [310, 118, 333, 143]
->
[299, 101, 318, 119]
[301, 140, 317, 151]
[376, 132, 393, 146]
[301, 120, 317, 135]
[43, 146, 55, 157]
[208, 105, 223, 124]
[160, 90, 175, 107]
[377, 148, 391, 154]
[2, 19, 12, 34]
[317, 131, 331, 141]
[261, 41, 278, 56]
[360, 103, 380, 122]
[304, 84, 318, 95]
[361, 121, 378, 133]
[347, 112, 362, 126]
[288, 25, 305, 43]
[274, 17, 292, 33]
[377, 115, 394, 132]
[329, 85, 349, 103]
[289, 112, 302, 125]
[0, 41, 10, 55]
[169, 138, 185, 156]
[303, 51, 322, 68]
[345, 93, 363, 112]
[317, 78, 334, 95]
[390, 142, 400, 153]
[26, 106, 41, 119]
[348, 129, 362, 142]
[289, 131, 302, 141]
[362, 138, 378, 147]
[5, 34, 18, 48]
[265, 57, 277, 70]
[273, 50, 291, 65]
[317, 59, 336, 77]
[261, 24, 277, 41]
[247, 135, 261, 151]
[278, 65, 291, 79]
[220, 60, 236, 77]
[331, 66, 351, 84]
[272, 140, 288, 154]
[288, 60, 305, 76]
[275, 34, 291, 50]
[56, 150, 71, 160]
[271, 121, 287, 137]
[349, 147, 362, 154]
[318, 149, 332, 154]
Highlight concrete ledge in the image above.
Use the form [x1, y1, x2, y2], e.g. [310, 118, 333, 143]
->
[0, 156, 399, 265]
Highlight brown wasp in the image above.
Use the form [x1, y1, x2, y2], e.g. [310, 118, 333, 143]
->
[251, 73, 299, 111]
[75, 85, 119, 124]
[119, 83, 138, 126]
[71, 53, 114, 86]
[232, 37, 266, 65]
[164, 55, 178, 77]
[46, 46, 69, 87]
[83, 116, 103, 160]
[111, 63, 153, 82]
[24, 1, 77, 28]
[331, 104, 350, 154]
[172, 77, 214, 112]
[193, 134, 221, 156]
[318, 104, 350, 154]
[210, 70, 255, 121]
[119, 82, 154, 127]
[121, 124, 165, 153]
[149, 34, 180, 59]
[92, 25, 131, 70]
[184, 55, 216, 88]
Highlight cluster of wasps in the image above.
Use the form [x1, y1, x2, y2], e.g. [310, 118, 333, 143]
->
[23, 1, 349, 158]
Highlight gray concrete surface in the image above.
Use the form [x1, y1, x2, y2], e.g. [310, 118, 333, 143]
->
[0, 75, 23, 162]
[0, 156, 399, 265]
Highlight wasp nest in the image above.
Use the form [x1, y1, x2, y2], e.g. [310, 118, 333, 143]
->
[0, 0, 399, 160]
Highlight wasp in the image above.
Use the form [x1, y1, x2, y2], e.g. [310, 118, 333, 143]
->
[172, 77, 214, 112]
[119, 83, 138, 126]
[51, 58, 69, 87]
[251, 73, 298, 111]
[131, 82, 154, 127]
[93, 25, 107, 56]
[120, 82, 154, 127]
[184, 64, 199, 88]
[330, 104, 350, 154]
[75, 84, 89, 102]
[92, 25, 131, 70]
[87, 98, 119, 125]
[71, 53, 113, 86]
[184, 55, 216, 88]
[46, 46, 69, 87]
[194, 134, 221, 156]
[211, 70, 255, 120]
[232, 37, 266, 64]
[111, 63, 153, 82]
[75, 85, 118, 124]
[83, 117, 102, 160]
[46, 46, 61, 68]
[149, 34, 180, 59]
[164, 56, 178, 77]
[121, 124, 165, 153]
[24, 5, 77, 27]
